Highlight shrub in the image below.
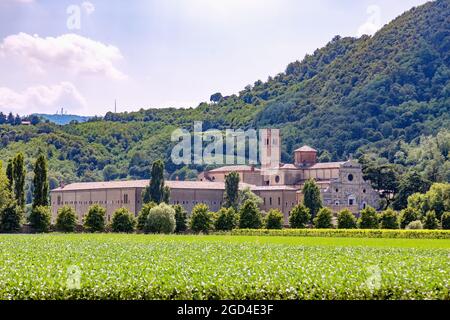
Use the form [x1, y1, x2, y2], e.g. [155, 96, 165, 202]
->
[0, 201, 23, 233]
[442, 212, 450, 230]
[423, 211, 439, 230]
[111, 208, 136, 233]
[337, 209, 357, 229]
[173, 205, 188, 233]
[189, 204, 213, 234]
[289, 204, 311, 228]
[214, 207, 238, 231]
[239, 200, 263, 229]
[379, 209, 399, 229]
[137, 202, 156, 232]
[358, 206, 379, 229]
[146, 203, 176, 234]
[406, 220, 423, 230]
[400, 207, 420, 229]
[265, 209, 284, 229]
[29, 206, 51, 233]
[83, 204, 106, 233]
[56, 206, 77, 233]
[313, 207, 333, 229]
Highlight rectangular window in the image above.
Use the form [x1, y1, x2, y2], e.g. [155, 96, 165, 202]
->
[278, 197, 281, 205]
[57, 196, 62, 205]
[124, 194, 129, 204]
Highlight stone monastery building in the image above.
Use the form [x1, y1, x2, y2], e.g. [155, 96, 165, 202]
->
[51, 130, 379, 224]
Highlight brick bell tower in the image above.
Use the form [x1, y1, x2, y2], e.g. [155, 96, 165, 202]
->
[260, 129, 281, 169]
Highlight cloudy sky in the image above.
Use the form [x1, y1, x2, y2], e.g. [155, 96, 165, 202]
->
[0, 0, 428, 116]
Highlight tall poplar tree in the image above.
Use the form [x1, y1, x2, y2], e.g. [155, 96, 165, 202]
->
[6, 159, 13, 191]
[143, 160, 167, 204]
[224, 172, 240, 209]
[32, 154, 49, 208]
[302, 179, 323, 217]
[12, 153, 26, 209]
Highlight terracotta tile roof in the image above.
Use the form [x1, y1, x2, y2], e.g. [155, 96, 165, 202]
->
[208, 165, 260, 173]
[309, 162, 345, 169]
[251, 185, 298, 191]
[52, 180, 254, 192]
[294, 145, 317, 152]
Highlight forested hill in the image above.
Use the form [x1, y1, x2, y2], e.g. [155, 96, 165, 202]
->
[0, 0, 449, 196]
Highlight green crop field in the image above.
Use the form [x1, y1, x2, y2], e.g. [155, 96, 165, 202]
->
[0, 234, 448, 300]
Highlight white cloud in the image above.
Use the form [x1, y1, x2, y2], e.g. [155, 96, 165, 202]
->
[82, 1, 95, 15]
[357, 5, 382, 37]
[0, 82, 88, 115]
[0, 33, 126, 80]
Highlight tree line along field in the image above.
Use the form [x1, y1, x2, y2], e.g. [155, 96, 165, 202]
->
[0, 234, 448, 300]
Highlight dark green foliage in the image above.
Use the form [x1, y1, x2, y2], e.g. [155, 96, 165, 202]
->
[379, 209, 399, 229]
[337, 209, 357, 229]
[189, 204, 213, 234]
[441, 212, 450, 230]
[143, 160, 167, 204]
[224, 172, 240, 209]
[55, 206, 77, 233]
[289, 203, 311, 228]
[313, 207, 333, 229]
[265, 209, 284, 229]
[12, 153, 25, 209]
[238, 200, 263, 229]
[393, 172, 431, 210]
[360, 157, 399, 209]
[174, 205, 188, 233]
[137, 202, 157, 232]
[32, 154, 49, 208]
[0, 201, 23, 233]
[111, 208, 136, 233]
[358, 206, 379, 229]
[423, 211, 439, 230]
[83, 205, 106, 233]
[210, 92, 223, 103]
[302, 179, 322, 217]
[146, 203, 176, 234]
[399, 207, 420, 229]
[6, 159, 13, 191]
[214, 207, 238, 231]
[29, 206, 51, 233]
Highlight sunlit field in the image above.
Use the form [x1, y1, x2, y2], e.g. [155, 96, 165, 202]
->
[0, 234, 448, 300]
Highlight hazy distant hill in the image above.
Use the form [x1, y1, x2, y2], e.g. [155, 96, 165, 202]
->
[35, 114, 92, 125]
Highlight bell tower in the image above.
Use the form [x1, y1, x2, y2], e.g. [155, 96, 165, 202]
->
[260, 129, 281, 169]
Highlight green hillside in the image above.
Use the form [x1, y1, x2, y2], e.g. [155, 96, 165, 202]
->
[0, 0, 449, 201]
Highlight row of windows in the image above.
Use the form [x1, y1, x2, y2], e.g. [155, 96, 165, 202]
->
[172, 200, 223, 206]
[56, 194, 129, 206]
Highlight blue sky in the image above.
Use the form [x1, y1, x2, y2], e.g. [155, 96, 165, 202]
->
[0, 0, 429, 116]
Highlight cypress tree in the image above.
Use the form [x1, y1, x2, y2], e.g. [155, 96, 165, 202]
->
[302, 179, 322, 217]
[12, 153, 26, 209]
[143, 160, 166, 204]
[224, 171, 240, 209]
[32, 154, 49, 208]
[6, 159, 13, 191]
